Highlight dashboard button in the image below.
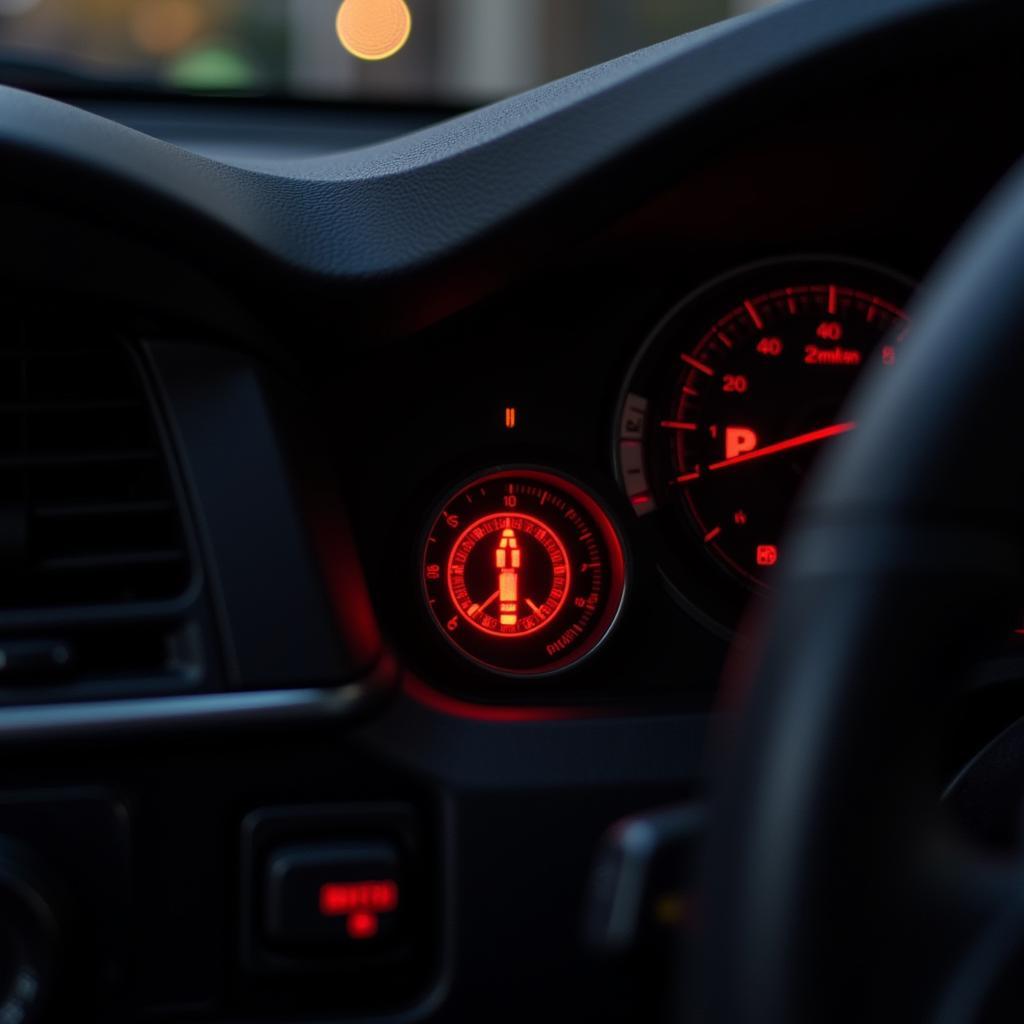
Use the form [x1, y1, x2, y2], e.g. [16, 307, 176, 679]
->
[263, 841, 402, 949]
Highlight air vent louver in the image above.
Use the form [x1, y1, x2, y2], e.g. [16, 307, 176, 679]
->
[0, 321, 190, 609]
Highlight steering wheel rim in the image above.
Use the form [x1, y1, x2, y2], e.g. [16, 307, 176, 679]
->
[696, 159, 1024, 1023]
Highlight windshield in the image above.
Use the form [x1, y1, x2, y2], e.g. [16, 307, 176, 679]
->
[0, 0, 780, 105]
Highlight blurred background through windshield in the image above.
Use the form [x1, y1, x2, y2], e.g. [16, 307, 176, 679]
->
[0, 0, 781, 105]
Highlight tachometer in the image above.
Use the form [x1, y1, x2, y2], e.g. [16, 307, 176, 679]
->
[422, 468, 627, 675]
[617, 258, 912, 627]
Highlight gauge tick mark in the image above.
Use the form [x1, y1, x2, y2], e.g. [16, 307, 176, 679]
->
[681, 353, 714, 376]
[744, 299, 764, 329]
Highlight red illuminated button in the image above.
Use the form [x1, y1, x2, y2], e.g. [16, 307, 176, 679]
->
[319, 879, 398, 917]
[263, 841, 402, 948]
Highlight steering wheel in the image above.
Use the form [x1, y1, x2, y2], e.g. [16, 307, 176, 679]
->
[697, 160, 1024, 1024]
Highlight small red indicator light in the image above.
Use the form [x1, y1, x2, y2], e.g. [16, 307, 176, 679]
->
[346, 911, 380, 940]
[504, 407, 516, 429]
[756, 545, 778, 566]
[319, 880, 399, 916]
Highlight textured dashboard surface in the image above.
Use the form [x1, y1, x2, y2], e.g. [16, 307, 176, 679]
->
[0, 0, 993, 283]
[74, 100, 451, 161]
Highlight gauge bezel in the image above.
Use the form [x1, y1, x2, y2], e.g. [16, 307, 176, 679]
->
[419, 465, 629, 679]
[613, 255, 916, 635]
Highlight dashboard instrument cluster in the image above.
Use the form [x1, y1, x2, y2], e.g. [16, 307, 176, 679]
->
[403, 256, 916, 687]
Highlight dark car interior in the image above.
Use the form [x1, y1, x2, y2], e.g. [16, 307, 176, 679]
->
[1, 0, 1024, 1020]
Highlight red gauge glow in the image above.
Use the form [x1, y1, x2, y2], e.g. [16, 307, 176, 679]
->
[447, 514, 570, 636]
[423, 469, 626, 675]
[665, 283, 907, 587]
[617, 259, 914, 626]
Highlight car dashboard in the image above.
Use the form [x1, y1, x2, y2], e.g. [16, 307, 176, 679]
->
[344, 77, 1022, 707]
[0, 1, 1020, 1022]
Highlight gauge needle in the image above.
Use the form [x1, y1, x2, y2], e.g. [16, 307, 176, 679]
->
[467, 591, 500, 618]
[707, 421, 857, 471]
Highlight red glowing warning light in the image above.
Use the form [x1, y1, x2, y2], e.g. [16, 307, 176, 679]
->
[756, 545, 778, 566]
[319, 880, 399, 941]
[423, 469, 627, 674]
[496, 527, 521, 625]
[320, 880, 399, 916]
[347, 911, 380, 939]
[447, 513, 570, 638]
[725, 426, 758, 461]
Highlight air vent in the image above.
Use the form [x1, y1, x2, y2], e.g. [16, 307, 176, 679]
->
[0, 317, 191, 610]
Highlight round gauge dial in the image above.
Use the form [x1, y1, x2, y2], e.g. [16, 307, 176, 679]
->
[617, 259, 912, 623]
[422, 469, 627, 675]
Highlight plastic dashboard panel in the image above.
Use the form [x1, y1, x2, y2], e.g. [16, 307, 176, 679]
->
[0, 0, 1003, 293]
[148, 342, 377, 690]
[0, 337, 389, 740]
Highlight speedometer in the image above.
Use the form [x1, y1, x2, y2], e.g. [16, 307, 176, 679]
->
[617, 258, 912, 628]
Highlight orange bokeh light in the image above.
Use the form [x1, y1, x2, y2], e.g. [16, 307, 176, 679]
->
[131, 0, 205, 57]
[335, 0, 412, 62]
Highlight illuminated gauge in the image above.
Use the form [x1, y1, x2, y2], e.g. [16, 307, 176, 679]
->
[617, 258, 912, 625]
[422, 469, 627, 675]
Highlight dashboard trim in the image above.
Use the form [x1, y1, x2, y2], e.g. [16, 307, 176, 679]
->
[0, 658, 396, 743]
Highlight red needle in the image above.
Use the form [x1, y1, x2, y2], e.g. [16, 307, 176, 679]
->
[707, 421, 857, 471]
